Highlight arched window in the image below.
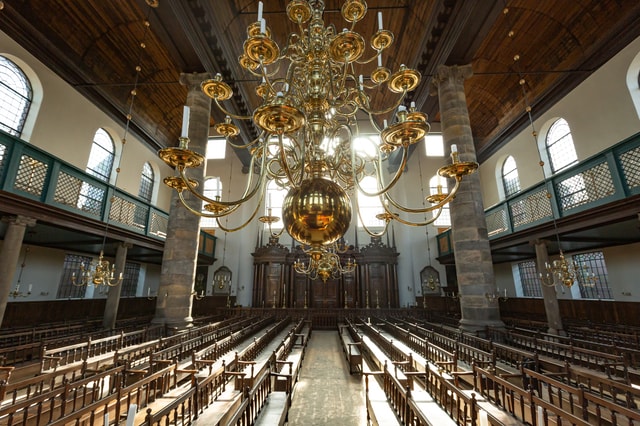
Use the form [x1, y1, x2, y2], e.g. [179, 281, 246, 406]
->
[545, 118, 577, 173]
[138, 162, 154, 202]
[357, 176, 384, 228]
[86, 128, 115, 182]
[200, 177, 222, 229]
[0, 55, 32, 137]
[265, 180, 287, 230]
[429, 175, 450, 227]
[502, 155, 520, 197]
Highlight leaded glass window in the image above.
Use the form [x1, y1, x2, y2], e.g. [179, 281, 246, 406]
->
[0, 56, 32, 137]
[518, 260, 543, 298]
[502, 155, 520, 197]
[138, 162, 154, 202]
[86, 128, 115, 182]
[546, 118, 578, 173]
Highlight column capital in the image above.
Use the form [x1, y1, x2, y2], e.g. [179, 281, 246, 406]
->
[2, 215, 36, 228]
[429, 64, 473, 95]
[179, 72, 214, 92]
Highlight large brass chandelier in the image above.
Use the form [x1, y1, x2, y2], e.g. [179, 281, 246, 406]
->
[159, 0, 477, 263]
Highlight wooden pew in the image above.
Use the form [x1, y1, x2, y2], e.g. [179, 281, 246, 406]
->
[338, 322, 362, 374]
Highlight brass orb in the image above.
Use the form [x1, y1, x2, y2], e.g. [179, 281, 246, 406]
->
[282, 177, 352, 248]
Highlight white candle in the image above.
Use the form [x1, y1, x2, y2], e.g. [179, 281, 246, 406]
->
[383, 119, 388, 128]
[257, 1, 263, 21]
[504, 288, 507, 297]
[260, 18, 266, 34]
[377, 54, 382, 67]
[378, 11, 383, 30]
[451, 144, 458, 153]
[410, 101, 416, 110]
[147, 288, 151, 297]
[398, 105, 407, 113]
[15, 284, 19, 292]
[28, 284, 32, 292]
[181, 106, 190, 138]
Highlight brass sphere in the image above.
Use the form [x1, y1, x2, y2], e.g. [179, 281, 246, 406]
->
[282, 177, 352, 248]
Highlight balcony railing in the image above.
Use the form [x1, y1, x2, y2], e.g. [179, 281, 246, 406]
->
[0, 130, 215, 257]
[437, 132, 640, 256]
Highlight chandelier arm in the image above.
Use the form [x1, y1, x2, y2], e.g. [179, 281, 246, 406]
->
[359, 92, 407, 116]
[383, 178, 461, 214]
[216, 179, 268, 233]
[213, 98, 253, 120]
[178, 148, 268, 208]
[353, 146, 409, 197]
[354, 50, 384, 66]
[278, 133, 302, 188]
[176, 191, 240, 217]
[225, 131, 266, 150]
[352, 190, 391, 238]
[388, 207, 444, 227]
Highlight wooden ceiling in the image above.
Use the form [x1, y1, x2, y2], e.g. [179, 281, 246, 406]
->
[1, 0, 640, 164]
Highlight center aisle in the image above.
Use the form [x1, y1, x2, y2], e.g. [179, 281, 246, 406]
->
[287, 330, 367, 426]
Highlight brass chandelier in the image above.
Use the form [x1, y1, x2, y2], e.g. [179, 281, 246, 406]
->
[159, 0, 477, 262]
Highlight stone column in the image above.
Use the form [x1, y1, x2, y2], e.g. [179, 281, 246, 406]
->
[153, 72, 211, 330]
[430, 64, 504, 333]
[0, 215, 36, 327]
[534, 239, 565, 336]
[102, 242, 132, 330]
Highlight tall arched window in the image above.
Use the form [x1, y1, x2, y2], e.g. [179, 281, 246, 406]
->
[357, 176, 384, 228]
[429, 175, 450, 227]
[265, 180, 287, 230]
[0, 55, 32, 137]
[545, 118, 577, 173]
[138, 162, 154, 202]
[502, 155, 520, 197]
[200, 177, 222, 229]
[86, 128, 115, 182]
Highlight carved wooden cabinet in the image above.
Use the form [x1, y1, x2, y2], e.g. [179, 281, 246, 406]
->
[252, 236, 399, 308]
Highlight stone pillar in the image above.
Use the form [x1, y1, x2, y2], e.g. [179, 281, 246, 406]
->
[102, 242, 132, 330]
[430, 64, 504, 332]
[0, 215, 36, 327]
[534, 240, 565, 336]
[153, 72, 211, 329]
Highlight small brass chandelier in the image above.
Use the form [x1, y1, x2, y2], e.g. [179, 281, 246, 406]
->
[159, 0, 477, 257]
[294, 240, 356, 283]
[539, 250, 579, 288]
[72, 250, 123, 287]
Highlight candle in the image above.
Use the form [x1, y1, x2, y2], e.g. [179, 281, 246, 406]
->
[383, 119, 388, 128]
[148, 288, 151, 297]
[398, 105, 407, 113]
[358, 75, 363, 90]
[377, 11, 383, 31]
[15, 284, 19, 292]
[410, 101, 416, 110]
[257, 1, 263, 21]
[181, 106, 190, 138]
[451, 144, 457, 153]
[377, 54, 382, 67]
[260, 18, 266, 34]
[28, 284, 32, 292]
[504, 288, 507, 297]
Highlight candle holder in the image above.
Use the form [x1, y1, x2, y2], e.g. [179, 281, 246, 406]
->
[485, 290, 508, 302]
[191, 290, 204, 300]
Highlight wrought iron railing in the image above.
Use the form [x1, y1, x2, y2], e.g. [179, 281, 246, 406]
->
[0, 130, 215, 257]
[437, 132, 640, 256]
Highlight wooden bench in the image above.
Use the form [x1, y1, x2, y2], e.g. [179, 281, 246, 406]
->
[338, 323, 362, 374]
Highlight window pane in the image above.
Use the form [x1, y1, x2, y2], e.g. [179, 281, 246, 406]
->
[0, 56, 32, 137]
[546, 118, 578, 173]
[502, 156, 520, 197]
[200, 177, 222, 229]
[429, 175, 450, 227]
[357, 176, 384, 227]
[138, 162, 154, 202]
[573, 251, 611, 299]
[119, 262, 141, 297]
[424, 134, 444, 157]
[206, 138, 226, 159]
[86, 128, 115, 182]
[518, 260, 543, 298]
[57, 254, 91, 299]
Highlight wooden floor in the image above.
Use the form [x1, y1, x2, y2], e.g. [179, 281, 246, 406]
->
[287, 330, 367, 426]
